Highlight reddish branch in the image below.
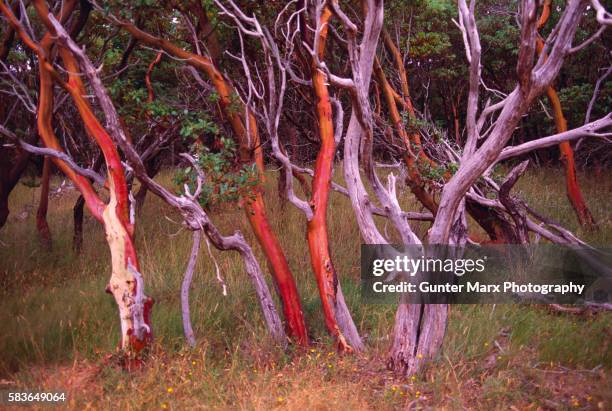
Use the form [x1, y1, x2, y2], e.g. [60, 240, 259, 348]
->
[536, 0, 596, 229]
[145, 52, 162, 104]
[374, 58, 438, 213]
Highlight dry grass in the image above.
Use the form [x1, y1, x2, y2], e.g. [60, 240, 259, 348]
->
[0, 166, 610, 410]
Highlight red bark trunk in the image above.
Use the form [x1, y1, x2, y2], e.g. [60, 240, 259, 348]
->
[306, 6, 362, 351]
[536, 1, 595, 229]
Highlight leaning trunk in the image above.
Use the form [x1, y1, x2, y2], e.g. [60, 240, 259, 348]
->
[559, 141, 595, 227]
[102, 185, 153, 352]
[244, 191, 308, 345]
[536, 0, 595, 229]
[0, 147, 30, 229]
[306, 5, 362, 351]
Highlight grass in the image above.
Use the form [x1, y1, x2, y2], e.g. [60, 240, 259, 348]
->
[0, 166, 610, 410]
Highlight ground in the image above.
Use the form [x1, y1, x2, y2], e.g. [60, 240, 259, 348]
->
[0, 166, 610, 410]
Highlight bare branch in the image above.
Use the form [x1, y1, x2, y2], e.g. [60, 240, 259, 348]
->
[496, 114, 612, 162]
[0, 125, 106, 186]
[590, 0, 612, 26]
[585, 64, 612, 123]
[569, 25, 606, 53]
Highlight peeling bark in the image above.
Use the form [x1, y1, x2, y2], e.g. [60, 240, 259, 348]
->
[48, 16, 287, 346]
[1, 0, 154, 353]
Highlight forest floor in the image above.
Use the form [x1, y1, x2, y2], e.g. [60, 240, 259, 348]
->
[0, 166, 610, 410]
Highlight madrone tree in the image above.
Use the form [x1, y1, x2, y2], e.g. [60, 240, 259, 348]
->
[2, 0, 610, 377]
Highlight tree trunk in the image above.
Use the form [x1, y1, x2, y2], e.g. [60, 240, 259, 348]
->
[135, 159, 162, 215]
[0, 147, 30, 229]
[101, 188, 153, 352]
[388, 301, 421, 374]
[305, 5, 362, 352]
[244, 192, 308, 345]
[73, 195, 84, 253]
[559, 141, 595, 227]
[277, 165, 288, 208]
[536, 0, 595, 229]
[134, 184, 148, 215]
[181, 230, 201, 347]
[6, 0, 156, 353]
[36, 156, 52, 249]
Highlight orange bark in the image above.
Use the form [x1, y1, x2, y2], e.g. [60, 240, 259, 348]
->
[146, 52, 163, 104]
[118, 19, 308, 345]
[537, 1, 595, 228]
[374, 59, 438, 213]
[381, 28, 414, 114]
[0, 0, 106, 222]
[377, 32, 442, 214]
[451, 95, 461, 145]
[54, 45, 152, 353]
[2, 0, 153, 352]
[307, 6, 353, 352]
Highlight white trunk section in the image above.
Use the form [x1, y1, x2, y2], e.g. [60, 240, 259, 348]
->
[102, 182, 149, 350]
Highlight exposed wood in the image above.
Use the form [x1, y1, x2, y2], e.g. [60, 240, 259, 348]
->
[181, 230, 201, 347]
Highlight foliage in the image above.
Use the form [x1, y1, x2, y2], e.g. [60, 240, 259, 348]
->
[173, 137, 258, 210]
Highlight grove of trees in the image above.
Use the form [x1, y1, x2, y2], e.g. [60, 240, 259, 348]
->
[1, 0, 610, 377]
